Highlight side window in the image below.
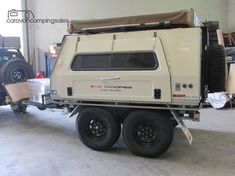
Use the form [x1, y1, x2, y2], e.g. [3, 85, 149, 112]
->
[0, 54, 11, 63]
[71, 54, 110, 71]
[71, 52, 158, 71]
[111, 52, 157, 70]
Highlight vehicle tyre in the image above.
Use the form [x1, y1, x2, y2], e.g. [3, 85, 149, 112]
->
[171, 119, 178, 127]
[0, 84, 5, 92]
[76, 107, 121, 151]
[36, 104, 47, 111]
[209, 33, 218, 37]
[207, 45, 226, 93]
[0, 59, 34, 84]
[122, 111, 173, 158]
[0, 94, 5, 106]
[0, 87, 5, 96]
[10, 103, 27, 113]
[209, 36, 218, 41]
[37, 106, 46, 111]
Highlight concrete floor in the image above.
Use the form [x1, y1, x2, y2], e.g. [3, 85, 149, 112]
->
[0, 106, 235, 176]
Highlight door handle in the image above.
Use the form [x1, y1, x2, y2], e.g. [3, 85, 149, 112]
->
[100, 76, 120, 81]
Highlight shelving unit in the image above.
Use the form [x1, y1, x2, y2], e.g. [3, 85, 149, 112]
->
[45, 44, 61, 77]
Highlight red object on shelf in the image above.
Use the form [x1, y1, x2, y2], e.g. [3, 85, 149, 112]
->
[36, 72, 45, 78]
[49, 44, 61, 58]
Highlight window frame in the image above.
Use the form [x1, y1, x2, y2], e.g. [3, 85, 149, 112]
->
[71, 51, 159, 71]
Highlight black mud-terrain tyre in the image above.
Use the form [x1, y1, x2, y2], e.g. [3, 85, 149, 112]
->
[0, 59, 34, 84]
[0, 84, 5, 93]
[37, 106, 46, 111]
[0, 85, 6, 106]
[76, 107, 121, 151]
[171, 119, 178, 128]
[207, 45, 226, 93]
[122, 111, 173, 158]
[0, 94, 5, 106]
[0, 87, 6, 96]
[10, 103, 27, 113]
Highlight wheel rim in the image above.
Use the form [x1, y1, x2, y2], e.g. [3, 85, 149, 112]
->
[135, 123, 159, 144]
[88, 119, 106, 137]
[11, 68, 26, 82]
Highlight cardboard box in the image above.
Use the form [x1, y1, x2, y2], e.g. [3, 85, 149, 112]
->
[4, 79, 51, 104]
[4, 82, 30, 102]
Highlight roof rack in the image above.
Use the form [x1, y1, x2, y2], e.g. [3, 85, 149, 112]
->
[68, 9, 200, 34]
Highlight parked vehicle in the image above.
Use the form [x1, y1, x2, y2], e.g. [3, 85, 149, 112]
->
[4, 9, 226, 157]
[48, 9, 225, 157]
[0, 36, 34, 111]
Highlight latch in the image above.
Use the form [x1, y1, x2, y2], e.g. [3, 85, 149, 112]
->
[67, 87, 73, 96]
[154, 89, 161, 99]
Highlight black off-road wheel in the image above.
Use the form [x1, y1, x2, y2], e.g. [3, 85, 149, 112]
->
[10, 103, 27, 113]
[76, 107, 121, 151]
[0, 93, 5, 106]
[37, 106, 46, 111]
[0, 59, 34, 84]
[122, 111, 173, 158]
[0, 84, 5, 93]
[171, 119, 178, 128]
[207, 45, 226, 93]
[0, 81, 7, 106]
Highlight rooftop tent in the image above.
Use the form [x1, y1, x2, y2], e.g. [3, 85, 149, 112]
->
[67, 8, 201, 34]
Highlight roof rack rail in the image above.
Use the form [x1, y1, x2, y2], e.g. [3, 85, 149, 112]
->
[78, 22, 189, 34]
